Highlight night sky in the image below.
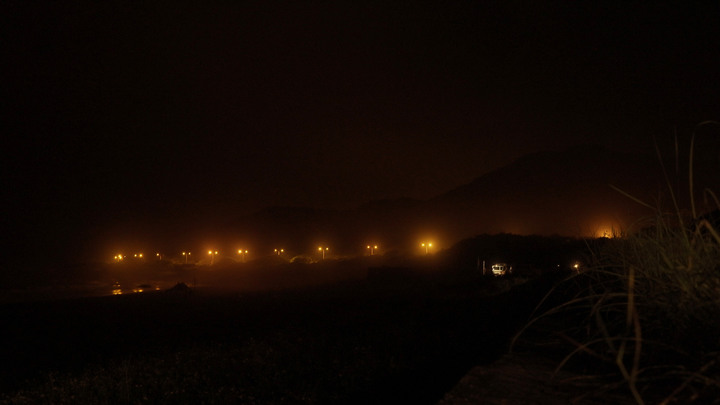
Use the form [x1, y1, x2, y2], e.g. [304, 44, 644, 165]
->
[4, 1, 720, 267]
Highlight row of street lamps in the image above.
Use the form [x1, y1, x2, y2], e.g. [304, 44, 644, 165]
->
[114, 252, 148, 261]
[114, 241, 436, 264]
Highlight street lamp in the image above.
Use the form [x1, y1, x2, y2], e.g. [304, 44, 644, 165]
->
[421, 242, 433, 254]
[274, 248, 284, 256]
[238, 249, 248, 262]
[366, 245, 378, 255]
[156, 252, 161, 260]
[318, 246, 329, 260]
[182, 251, 191, 264]
[208, 250, 218, 265]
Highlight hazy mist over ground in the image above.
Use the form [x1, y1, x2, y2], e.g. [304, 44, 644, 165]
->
[3, 2, 719, 283]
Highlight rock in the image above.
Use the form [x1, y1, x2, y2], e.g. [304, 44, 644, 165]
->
[438, 352, 636, 405]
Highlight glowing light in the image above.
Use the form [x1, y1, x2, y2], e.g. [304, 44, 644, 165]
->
[318, 246, 329, 260]
[491, 263, 508, 276]
[366, 245, 378, 255]
[182, 251, 191, 264]
[208, 250, 218, 265]
[274, 248, 284, 255]
[588, 219, 622, 238]
[598, 228, 615, 238]
[421, 242, 433, 254]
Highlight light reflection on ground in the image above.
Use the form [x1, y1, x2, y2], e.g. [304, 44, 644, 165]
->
[0, 281, 171, 304]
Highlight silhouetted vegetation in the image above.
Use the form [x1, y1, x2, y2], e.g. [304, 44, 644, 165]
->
[513, 131, 720, 404]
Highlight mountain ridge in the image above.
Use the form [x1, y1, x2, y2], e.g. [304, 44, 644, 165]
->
[215, 144, 702, 255]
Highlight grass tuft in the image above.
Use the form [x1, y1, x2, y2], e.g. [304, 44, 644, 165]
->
[513, 127, 720, 403]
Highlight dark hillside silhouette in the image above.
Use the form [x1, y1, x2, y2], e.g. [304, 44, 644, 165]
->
[216, 144, 704, 256]
[426, 144, 663, 237]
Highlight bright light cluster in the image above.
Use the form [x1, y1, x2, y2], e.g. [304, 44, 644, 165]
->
[111, 240, 450, 264]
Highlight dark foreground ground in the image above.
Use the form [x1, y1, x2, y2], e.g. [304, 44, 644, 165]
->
[0, 270, 561, 404]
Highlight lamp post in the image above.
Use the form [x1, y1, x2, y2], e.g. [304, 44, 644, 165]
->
[421, 242, 432, 254]
[274, 248, 284, 256]
[318, 246, 329, 260]
[366, 245, 378, 255]
[238, 249, 248, 262]
[182, 251, 191, 264]
[208, 250, 218, 265]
